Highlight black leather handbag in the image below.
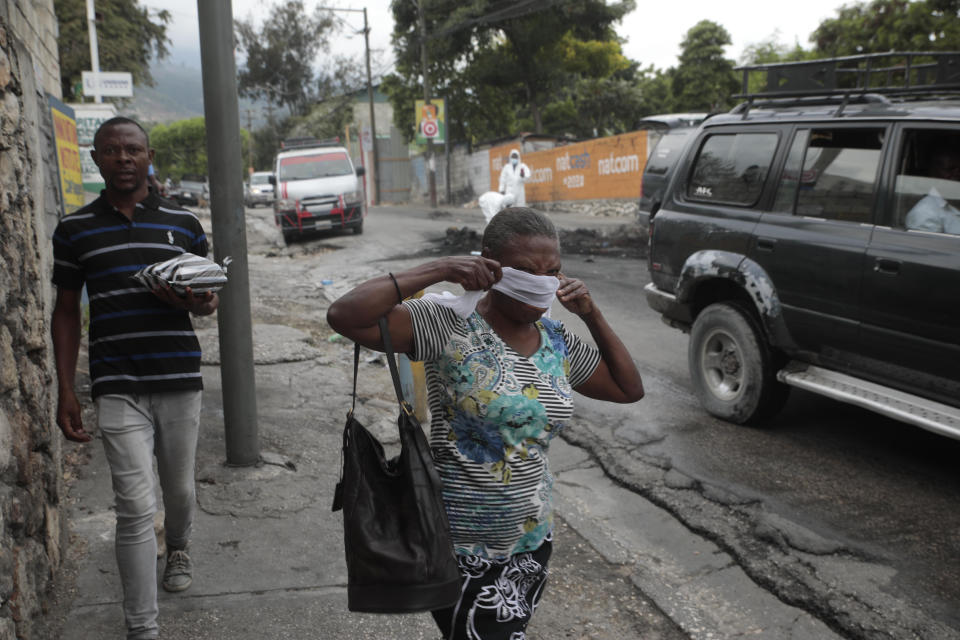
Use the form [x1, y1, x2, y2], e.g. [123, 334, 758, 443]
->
[331, 317, 461, 613]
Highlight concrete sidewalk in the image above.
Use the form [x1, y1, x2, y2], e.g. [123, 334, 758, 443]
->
[43, 203, 687, 640]
[39, 205, 847, 640]
[47, 338, 684, 640]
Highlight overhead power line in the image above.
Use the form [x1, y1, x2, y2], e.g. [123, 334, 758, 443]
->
[429, 0, 563, 41]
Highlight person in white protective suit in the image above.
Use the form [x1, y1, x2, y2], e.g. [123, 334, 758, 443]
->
[499, 148, 531, 206]
[478, 191, 515, 225]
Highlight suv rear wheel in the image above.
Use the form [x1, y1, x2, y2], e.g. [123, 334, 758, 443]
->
[688, 302, 789, 425]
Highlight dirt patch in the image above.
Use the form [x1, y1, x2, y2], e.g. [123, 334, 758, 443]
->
[560, 225, 647, 259]
[265, 239, 345, 259]
[407, 225, 648, 260]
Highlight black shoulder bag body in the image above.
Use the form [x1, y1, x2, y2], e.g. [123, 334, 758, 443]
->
[331, 317, 462, 613]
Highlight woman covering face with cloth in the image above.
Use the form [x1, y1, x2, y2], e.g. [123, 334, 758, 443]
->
[327, 207, 644, 640]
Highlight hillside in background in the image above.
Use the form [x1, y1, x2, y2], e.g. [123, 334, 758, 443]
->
[127, 62, 273, 128]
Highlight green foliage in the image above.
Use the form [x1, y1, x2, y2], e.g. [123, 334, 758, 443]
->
[635, 65, 675, 116]
[236, 1, 365, 117]
[384, 0, 636, 142]
[812, 0, 960, 55]
[150, 118, 251, 182]
[556, 34, 631, 78]
[55, 0, 171, 101]
[670, 20, 739, 112]
[539, 74, 644, 138]
[251, 123, 283, 173]
[150, 118, 207, 180]
[384, 0, 960, 143]
[738, 35, 818, 94]
[285, 101, 356, 144]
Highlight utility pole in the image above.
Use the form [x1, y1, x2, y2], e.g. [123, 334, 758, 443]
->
[363, 7, 380, 205]
[85, 0, 102, 103]
[244, 109, 255, 173]
[418, 2, 438, 207]
[318, 6, 380, 205]
[444, 101, 450, 204]
[197, 0, 260, 466]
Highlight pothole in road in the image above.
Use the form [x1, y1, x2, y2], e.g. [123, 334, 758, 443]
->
[265, 239, 345, 258]
[391, 225, 649, 261]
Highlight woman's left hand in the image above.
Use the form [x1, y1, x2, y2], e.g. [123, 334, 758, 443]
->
[556, 274, 595, 317]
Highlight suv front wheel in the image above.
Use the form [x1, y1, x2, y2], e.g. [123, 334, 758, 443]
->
[688, 302, 788, 425]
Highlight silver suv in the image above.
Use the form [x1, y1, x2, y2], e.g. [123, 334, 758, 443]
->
[245, 171, 274, 208]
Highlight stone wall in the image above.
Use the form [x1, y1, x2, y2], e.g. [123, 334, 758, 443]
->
[0, 3, 65, 639]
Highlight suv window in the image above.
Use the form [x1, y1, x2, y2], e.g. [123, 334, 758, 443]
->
[893, 129, 960, 234]
[774, 127, 884, 223]
[646, 129, 694, 176]
[687, 132, 777, 206]
[278, 151, 352, 181]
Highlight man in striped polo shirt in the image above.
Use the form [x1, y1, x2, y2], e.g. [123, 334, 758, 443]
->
[51, 117, 218, 640]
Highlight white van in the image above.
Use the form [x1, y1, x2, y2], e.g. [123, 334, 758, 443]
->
[270, 139, 366, 242]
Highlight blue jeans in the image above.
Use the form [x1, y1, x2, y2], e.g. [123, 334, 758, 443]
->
[96, 391, 201, 640]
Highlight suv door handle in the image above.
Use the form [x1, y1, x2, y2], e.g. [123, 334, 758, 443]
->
[756, 237, 777, 252]
[873, 258, 901, 275]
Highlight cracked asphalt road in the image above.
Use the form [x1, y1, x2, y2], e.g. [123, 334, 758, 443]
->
[254, 205, 960, 639]
[46, 203, 960, 640]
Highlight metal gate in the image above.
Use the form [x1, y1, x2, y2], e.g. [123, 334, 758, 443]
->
[376, 127, 411, 204]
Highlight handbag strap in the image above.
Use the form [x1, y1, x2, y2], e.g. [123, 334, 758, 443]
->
[378, 316, 413, 414]
[350, 342, 360, 414]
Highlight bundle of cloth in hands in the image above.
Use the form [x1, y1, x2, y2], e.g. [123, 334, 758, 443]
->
[131, 253, 230, 296]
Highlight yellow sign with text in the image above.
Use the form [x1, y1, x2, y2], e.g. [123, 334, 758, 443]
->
[489, 130, 649, 202]
[49, 98, 85, 215]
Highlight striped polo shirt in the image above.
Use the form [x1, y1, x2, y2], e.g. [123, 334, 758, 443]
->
[404, 298, 601, 560]
[52, 190, 209, 399]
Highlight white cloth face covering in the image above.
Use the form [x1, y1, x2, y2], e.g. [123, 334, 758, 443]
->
[420, 266, 560, 318]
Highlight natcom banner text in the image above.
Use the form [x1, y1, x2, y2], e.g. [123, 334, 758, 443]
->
[489, 130, 649, 202]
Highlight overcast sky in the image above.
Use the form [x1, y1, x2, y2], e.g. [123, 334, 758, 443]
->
[151, 0, 850, 74]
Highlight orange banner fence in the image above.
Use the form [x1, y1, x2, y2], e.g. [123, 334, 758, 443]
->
[488, 130, 649, 203]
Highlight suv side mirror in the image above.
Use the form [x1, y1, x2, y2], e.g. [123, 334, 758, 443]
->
[355, 166, 365, 177]
[268, 174, 276, 185]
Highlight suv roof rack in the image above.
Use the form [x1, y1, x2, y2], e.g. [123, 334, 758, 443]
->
[734, 51, 960, 103]
[729, 93, 891, 115]
[280, 136, 341, 150]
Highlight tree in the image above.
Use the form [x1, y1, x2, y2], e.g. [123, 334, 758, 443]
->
[738, 34, 817, 94]
[55, 0, 171, 101]
[284, 98, 356, 145]
[150, 118, 208, 181]
[235, 1, 350, 117]
[151, 118, 250, 182]
[812, 0, 960, 56]
[494, 1, 635, 133]
[384, 0, 508, 144]
[383, 0, 636, 142]
[670, 20, 739, 112]
[634, 65, 675, 116]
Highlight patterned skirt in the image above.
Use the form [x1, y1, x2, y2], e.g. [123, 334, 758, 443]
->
[431, 538, 552, 640]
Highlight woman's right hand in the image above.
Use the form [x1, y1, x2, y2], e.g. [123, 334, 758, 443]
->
[441, 256, 502, 291]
